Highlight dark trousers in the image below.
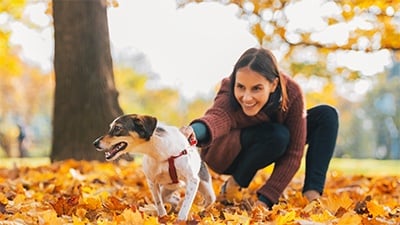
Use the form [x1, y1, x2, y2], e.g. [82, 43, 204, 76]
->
[224, 105, 339, 194]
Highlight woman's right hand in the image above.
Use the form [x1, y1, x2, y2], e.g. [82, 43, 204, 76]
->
[179, 126, 197, 145]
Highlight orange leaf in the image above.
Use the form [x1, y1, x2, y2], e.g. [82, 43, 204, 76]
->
[336, 212, 362, 225]
[367, 200, 387, 218]
[103, 196, 128, 211]
[51, 195, 80, 216]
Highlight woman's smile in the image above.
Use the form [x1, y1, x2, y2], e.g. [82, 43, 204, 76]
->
[234, 67, 278, 116]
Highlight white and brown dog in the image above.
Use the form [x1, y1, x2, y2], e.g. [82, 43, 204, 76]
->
[93, 114, 215, 221]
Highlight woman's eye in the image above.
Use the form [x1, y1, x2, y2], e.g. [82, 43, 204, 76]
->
[252, 85, 263, 91]
[236, 84, 244, 90]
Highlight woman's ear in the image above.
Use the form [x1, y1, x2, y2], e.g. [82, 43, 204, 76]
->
[271, 78, 279, 93]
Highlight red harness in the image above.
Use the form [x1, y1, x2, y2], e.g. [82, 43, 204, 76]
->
[167, 135, 197, 184]
[167, 149, 188, 184]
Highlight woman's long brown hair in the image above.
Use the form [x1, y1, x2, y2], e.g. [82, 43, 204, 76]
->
[229, 47, 288, 111]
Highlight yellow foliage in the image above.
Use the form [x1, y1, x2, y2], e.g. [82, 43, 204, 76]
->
[184, 0, 400, 54]
[251, 23, 265, 44]
[275, 210, 296, 225]
[367, 200, 387, 218]
[309, 208, 335, 222]
[0, 0, 26, 17]
[0, 193, 8, 204]
[223, 211, 251, 225]
[0, 159, 399, 224]
[321, 192, 353, 215]
[337, 212, 362, 225]
[305, 82, 338, 109]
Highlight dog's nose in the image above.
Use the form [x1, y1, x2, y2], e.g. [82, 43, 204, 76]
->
[93, 136, 103, 148]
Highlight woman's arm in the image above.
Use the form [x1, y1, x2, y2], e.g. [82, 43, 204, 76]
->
[190, 77, 271, 147]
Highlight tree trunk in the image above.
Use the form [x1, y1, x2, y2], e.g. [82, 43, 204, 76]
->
[51, 0, 123, 161]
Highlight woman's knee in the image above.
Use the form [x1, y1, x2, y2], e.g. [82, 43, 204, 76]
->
[270, 124, 290, 154]
[241, 123, 290, 154]
[258, 123, 290, 155]
[311, 105, 339, 128]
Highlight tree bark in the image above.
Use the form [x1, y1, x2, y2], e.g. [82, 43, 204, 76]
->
[51, 0, 123, 161]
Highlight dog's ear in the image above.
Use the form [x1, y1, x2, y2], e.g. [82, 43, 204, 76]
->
[133, 115, 157, 140]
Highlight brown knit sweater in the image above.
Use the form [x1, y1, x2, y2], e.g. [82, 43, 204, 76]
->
[191, 74, 307, 203]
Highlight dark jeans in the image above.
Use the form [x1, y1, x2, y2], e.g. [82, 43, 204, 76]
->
[224, 105, 339, 195]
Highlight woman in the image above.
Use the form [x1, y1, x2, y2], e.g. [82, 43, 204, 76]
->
[180, 47, 339, 208]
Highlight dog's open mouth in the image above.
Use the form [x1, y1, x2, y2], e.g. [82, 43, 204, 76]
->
[105, 142, 127, 160]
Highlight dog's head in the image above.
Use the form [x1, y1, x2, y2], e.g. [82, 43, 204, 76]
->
[93, 114, 157, 161]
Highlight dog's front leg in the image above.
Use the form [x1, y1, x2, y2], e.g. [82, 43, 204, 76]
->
[177, 177, 200, 221]
[147, 180, 167, 217]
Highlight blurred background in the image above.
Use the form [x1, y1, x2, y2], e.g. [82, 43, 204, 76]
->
[0, 0, 399, 160]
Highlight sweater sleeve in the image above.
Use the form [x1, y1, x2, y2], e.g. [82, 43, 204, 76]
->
[190, 78, 236, 147]
[257, 82, 307, 204]
[191, 77, 270, 148]
[191, 122, 208, 143]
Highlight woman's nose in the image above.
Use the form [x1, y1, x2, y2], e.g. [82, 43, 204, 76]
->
[242, 91, 252, 101]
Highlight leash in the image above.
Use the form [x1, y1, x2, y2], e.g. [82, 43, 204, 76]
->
[167, 134, 197, 184]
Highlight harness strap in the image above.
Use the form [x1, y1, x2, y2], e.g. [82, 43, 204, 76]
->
[167, 149, 188, 184]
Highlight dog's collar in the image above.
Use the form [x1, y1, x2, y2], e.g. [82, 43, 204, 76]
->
[167, 149, 188, 184]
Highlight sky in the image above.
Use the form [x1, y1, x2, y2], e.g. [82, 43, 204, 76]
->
[106, 0, 258, 99]
[7, 0, 393, 100]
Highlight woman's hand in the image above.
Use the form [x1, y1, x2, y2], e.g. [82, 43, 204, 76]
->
[179, 126, 197, 146]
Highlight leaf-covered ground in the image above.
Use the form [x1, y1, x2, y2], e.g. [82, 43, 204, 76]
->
[0, 159, 399, 225]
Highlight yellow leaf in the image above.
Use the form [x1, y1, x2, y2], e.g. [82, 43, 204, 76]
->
[310, 209, 335, 223]
[72, 215, 87, 225]
[143, 215, 160, 225]
[0, 192, 8, 204]
[120, 209, 144, 225]
[251, 23, 265, 44]
[321, 193, 353, 214]
[38, 210, 64, 225]
[13, 193, 26, 205]
[336, 212, 362, 225]
[367, 200, 387, 218]
[83, 196, 101, 210]
[223, 211, 250, 224]
[276, 210, 296, 225]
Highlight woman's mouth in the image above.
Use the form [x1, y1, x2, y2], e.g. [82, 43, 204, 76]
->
[242, 102, 256, 108]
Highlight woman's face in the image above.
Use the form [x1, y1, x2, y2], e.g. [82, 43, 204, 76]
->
[234, 67, 278, 116]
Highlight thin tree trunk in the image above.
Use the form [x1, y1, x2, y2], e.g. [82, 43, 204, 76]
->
[51, 0, 123, 161]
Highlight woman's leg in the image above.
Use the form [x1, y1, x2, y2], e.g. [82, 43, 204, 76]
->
[225, 122, 290, 188]
[303, 105, 339, 197]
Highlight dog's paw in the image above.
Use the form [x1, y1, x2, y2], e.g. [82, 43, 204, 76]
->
[138, 204, 158, 216]
[158, 215, 174, 224]
[165, 192, 181, 209]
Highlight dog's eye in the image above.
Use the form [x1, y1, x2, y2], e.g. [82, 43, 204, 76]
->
[111, 126, 123, 136]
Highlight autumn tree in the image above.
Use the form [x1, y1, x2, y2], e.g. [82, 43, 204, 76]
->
[51, 0, 122, 161]
[0, 0, 54, 157]
[178, 0, 400, 80]
[0, 1, 26, 114]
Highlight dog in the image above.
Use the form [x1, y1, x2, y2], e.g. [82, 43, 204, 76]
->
[93, 114, 215, 221]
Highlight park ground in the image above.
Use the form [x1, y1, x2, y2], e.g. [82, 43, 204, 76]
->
[1, 157, 398, 176]
[0, 157, 398, 224]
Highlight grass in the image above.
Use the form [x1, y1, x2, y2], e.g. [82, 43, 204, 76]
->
[0, 157, 398, 176]
[327, 157, 399, 176]
[0, 157, 51, 169]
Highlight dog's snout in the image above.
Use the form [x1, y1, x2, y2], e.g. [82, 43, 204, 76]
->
[93, 136, 103, 148]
